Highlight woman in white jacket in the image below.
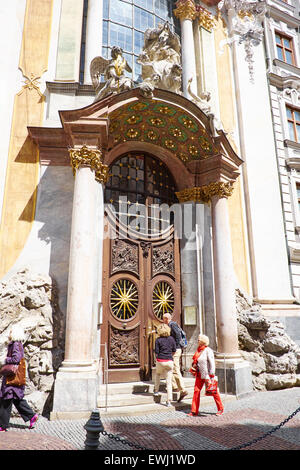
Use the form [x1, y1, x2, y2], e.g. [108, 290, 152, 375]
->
[188, 334, 224, 416]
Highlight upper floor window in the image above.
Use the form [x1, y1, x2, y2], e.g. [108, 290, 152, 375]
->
[102, 0, 180, 82]
[287, 106, 300, 142]
[296, 183, 300, 213]
[275, 32, 296, 66]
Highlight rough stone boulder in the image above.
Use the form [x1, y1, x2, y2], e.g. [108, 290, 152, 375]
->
[0, 269, 65, 416]
[236, 288, 300, 392]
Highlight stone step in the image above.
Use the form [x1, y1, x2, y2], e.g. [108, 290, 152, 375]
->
[97, 388, 194, 408]
[98, 393, 236, 417]
[99, 378, 196, 396]
[97, 377, 236, 416]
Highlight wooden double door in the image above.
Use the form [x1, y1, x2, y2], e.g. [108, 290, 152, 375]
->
[101, 226, 181, 383]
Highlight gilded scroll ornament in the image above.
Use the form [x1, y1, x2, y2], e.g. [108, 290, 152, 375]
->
[69, 145, 109, 184]
[176, 182, 234, 203]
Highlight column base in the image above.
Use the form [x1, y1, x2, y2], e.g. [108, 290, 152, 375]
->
[50, 362, 99, 420]
[215, 357, 253, 399]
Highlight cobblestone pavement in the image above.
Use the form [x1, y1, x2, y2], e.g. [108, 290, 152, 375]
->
[1, 387, 300, 452]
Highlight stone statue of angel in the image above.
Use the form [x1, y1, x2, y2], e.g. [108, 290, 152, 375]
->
[137, 22, 182, 96]
[90, 46, 134, 102]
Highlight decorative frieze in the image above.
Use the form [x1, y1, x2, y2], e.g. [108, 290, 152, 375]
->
[176, 181, 234, 203]
[69, 145, 109, 184]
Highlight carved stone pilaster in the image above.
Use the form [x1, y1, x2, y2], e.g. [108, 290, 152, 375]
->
[176, 181, 234, 203]
[69, 145, 109, 184]
[174, 0, 197, 21]
[218, 0, 267, 82]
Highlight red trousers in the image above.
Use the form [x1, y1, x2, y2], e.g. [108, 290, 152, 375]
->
[191, 375, 223, 414]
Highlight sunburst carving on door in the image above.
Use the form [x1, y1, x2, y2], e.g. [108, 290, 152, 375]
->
[152, 281, 174, 320]
[110, 279, 139, 320]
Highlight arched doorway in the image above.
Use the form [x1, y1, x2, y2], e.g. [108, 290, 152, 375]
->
[101, 152, 182, 382]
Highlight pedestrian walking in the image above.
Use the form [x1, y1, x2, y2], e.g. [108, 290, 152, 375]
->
[0, 325, 38, 432]
[153, 323, 176, 407]
[188, 334, 224, 416]
[163, 313, 188, 402]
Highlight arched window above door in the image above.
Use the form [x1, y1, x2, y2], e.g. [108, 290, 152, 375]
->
[104, 152, 178, 236]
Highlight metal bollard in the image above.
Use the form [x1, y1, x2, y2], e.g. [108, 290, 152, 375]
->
[84, 409, 104, 450]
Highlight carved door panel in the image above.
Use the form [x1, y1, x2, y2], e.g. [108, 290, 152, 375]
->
[101, 223, 181, 383]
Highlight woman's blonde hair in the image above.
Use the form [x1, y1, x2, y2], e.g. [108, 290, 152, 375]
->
[198, 334, 209, 346]
[157, 324, 171, 337]
[9, 324, 26, 343]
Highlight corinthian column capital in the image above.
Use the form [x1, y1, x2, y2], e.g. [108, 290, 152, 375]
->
[174, 0, 197, 21]
[69, 145, 109, 184]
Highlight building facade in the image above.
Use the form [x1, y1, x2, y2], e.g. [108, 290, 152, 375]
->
[0, 0, 300, 417]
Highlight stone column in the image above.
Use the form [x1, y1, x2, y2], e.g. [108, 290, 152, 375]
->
[174, 0, 198, 97]
[177, 183, 253, 397]
[211, 193, 239, 357]
[209, 183, 252, 397]
[51, 145, 109, 419]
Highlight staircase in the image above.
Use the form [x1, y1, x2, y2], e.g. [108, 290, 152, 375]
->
[97, 377, 234, 416]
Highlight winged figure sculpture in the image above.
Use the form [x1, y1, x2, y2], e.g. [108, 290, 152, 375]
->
[90, 46, 134, 102]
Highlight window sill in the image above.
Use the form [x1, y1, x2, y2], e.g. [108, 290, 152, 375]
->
[284, 140, 300, 153]
[273, 59, 300, 76]
[289, 244, 300, 262]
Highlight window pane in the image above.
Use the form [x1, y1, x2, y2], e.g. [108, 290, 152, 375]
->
[286, 107, 293, 119]
[276, 45, 284, 61]
[297, 124, 300, 143]
[283, 37, 291, 48]
[134, 6, 154, 31]
[123, 52, 133, 73]
[102, 47, 109, 58]
[103, 0, 109, 19]
[110, 0, 132, 27]
[155, 0, 172, 20]
[110, 23, 132, 52]
[133, 55, 142, 81]
[135, 0, 153, 11]
[285, 50, 293, 65]
[295, 110, 300, 122]
[275, 34, 281, 44]
[134, 30, 144, 54]
[288, 121, 295, 141]
[102, 21, 109, 46]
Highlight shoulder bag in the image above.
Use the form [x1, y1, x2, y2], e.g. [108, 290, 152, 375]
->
[6, 358, 26, 387]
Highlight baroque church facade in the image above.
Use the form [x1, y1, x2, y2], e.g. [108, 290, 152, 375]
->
[0, 0, 300, 418]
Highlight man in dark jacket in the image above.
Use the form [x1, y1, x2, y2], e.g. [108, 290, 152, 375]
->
[163, 313, 188, 402]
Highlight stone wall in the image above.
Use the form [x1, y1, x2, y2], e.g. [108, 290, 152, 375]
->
[236, 289, 300, 391]
[0, 269, 65, 416]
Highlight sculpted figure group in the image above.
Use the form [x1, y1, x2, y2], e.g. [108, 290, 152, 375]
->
[90, 22, 182, 101]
